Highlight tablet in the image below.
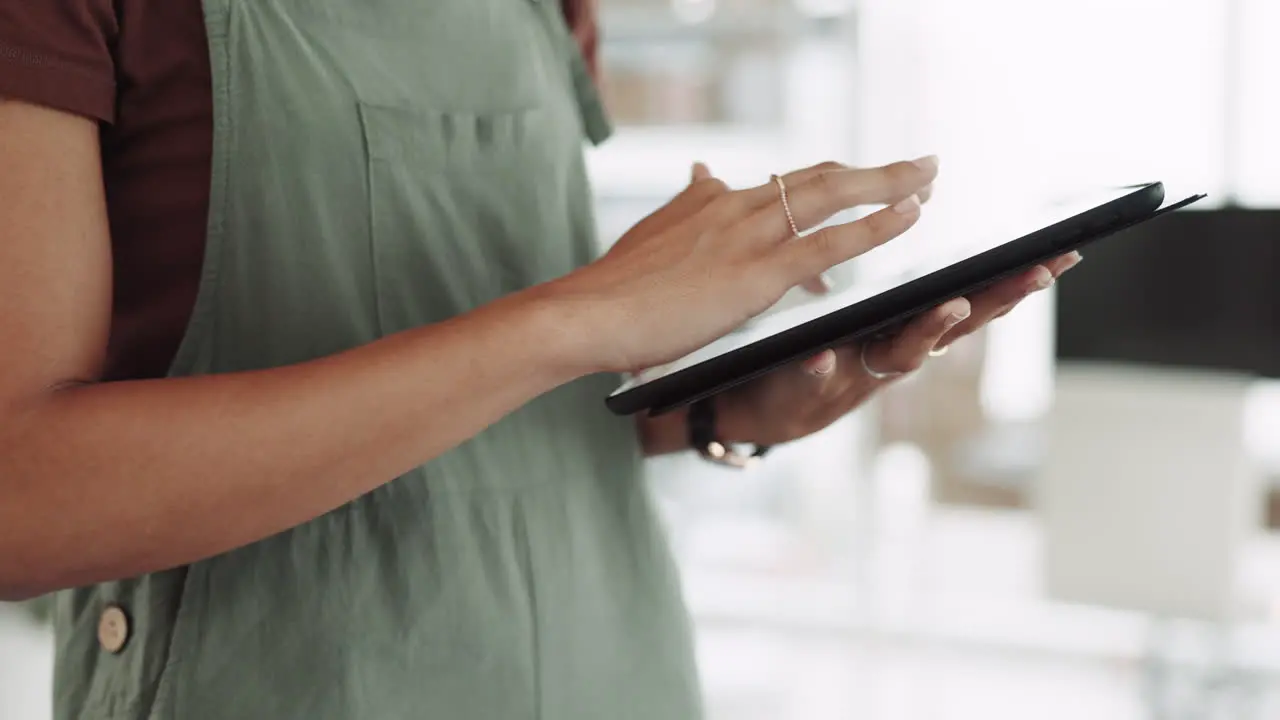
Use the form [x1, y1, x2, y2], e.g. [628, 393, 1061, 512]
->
[605, 181, 1206, 416]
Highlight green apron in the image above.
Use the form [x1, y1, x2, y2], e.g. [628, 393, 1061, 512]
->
[51, 0, 702, 717]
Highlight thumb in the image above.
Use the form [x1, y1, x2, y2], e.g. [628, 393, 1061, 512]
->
[691, 162, 711, 183]
[800, 274, 834, 295]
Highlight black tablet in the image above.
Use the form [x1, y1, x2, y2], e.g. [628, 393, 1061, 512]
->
[605, 181, 1206, 416]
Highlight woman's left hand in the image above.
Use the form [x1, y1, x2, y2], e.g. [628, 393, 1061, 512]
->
[638, 250, 1081, 453]
[717, 250, 1080, 446]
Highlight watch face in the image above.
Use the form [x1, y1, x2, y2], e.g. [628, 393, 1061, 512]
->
[687, 399, 768, 468]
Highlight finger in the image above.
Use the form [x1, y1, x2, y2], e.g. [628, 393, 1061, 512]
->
[800, 274, 834, 294]
[736, 157, 933, 210]
[739, 161, 848, 210]
[1045, 250, 1083, 277]
[741, 162, 935, 212]
[787, 168, 933, 297]
[989, 300, 1020, 322]
[773, 194, 923, 284]
[802, 349, 838, 377]
[742, 162, 849, 296]
[917, 181, 935, 205]
[738, 158, 937, 244]
[934, 264, 1057, 349]
[685, 162, 728, 200]
[978, 265, 1056, 316]
[980, 251, 1081, 323]
[734, 155, 939, 243]
[863, 297, 971, 376]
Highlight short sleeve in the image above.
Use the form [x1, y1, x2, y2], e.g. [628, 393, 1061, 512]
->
[0, 0, 118, 122]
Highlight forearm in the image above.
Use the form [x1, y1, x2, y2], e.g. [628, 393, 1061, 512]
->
[0, 289, 586, 600]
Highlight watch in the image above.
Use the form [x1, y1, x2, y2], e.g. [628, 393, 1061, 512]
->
[687, 397, 770, 469]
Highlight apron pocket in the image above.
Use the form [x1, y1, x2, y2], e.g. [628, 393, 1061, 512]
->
[275, 0, 551, 114]
[358, 101, 582, 335]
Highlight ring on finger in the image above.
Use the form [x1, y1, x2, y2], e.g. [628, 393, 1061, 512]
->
[771, 173, 801, 239]
[860, 343, 902, 381]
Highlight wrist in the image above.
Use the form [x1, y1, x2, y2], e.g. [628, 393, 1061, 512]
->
[477, 283, 603, 388]
[708, 391, 752, 445]
[525, 274, 627, 376]
[636, 407, 690, 457]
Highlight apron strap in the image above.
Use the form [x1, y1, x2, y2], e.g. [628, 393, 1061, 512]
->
[567, 51, 613, 146]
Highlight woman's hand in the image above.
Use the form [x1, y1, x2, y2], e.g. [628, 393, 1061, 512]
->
[635, 252, 1082, 455]
[710, 251, 1081, 447]
[544, 157, 939, 375]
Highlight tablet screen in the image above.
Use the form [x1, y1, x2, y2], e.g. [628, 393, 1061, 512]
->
[609, 185, 1163, 398]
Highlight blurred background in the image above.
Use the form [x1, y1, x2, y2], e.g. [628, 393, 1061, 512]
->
[4, 0, 1280, 717]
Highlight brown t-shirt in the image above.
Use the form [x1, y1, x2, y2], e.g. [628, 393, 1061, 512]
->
[1, 0, 213, 381]
[1, 1, 594, 383]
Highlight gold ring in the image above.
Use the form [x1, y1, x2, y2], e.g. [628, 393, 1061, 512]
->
[771, 174, 801, 238]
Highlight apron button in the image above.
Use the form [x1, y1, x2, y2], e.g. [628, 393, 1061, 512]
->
[98, 604, 130, 654]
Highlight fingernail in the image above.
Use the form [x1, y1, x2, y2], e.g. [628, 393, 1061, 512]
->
[944, 310, 970, 328]
[892, 194, 921, 214]
[808, 350, 836, 376]
[1034, 271, 1055, 290]
[1063, 251, 1083, 269]
[815, 273, 834, 293]
[912, 154, 939, 173]
[691, 162, 710, 181]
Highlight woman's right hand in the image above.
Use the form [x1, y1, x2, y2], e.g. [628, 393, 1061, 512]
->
[546, 156, 939, 375]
